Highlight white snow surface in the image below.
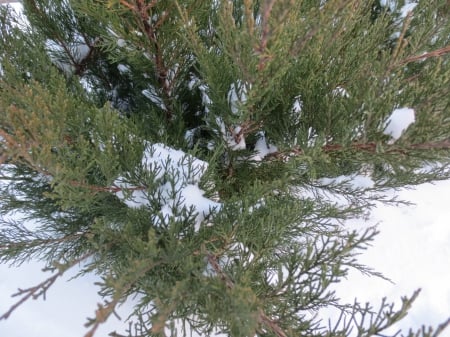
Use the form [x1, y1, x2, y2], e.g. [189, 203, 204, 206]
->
[383, 107, 415, 141]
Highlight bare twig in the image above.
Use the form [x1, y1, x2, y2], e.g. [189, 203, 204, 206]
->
[0, 252, 93, 320]
[391, 11, 413, 65]
[83, 258, 163, 337]
[255, 0, 276, 71]
[134, 1, 173, 120]
[398, 45, 450, 66]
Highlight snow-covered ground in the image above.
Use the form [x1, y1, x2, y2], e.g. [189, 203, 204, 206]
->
[1, 179, 450, 337]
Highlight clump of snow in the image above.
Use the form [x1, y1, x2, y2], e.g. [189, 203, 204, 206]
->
[117, 38, 126, 48]
[114, 143, 221, 231]
[188, 74, 212, 112]
[117, 64, 130, 74]
[399, 3, 418, 18]
[45, 36, 91, 75]
[251, 132, 278, 161]
[307, 127, 318, 147]
[332, 86, 350, 98]
[383, 107, 415, 142]
[291, 96, 303, 114]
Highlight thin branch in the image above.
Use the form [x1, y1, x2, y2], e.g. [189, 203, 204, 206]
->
[391, 11, 413, 65]
[432, 317, 450, 337]
[132, 0, 173, 120]
[0, 252, 93, 320]
[68, 180, 147, 193]
[83, 258, 163, 337]
[259, 313, 288, 337]
[255, 0, 276, 71]
[398, 45, 450, 66]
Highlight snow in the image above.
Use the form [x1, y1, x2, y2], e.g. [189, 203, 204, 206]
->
[399, 3, 418, 18]
[251, 132, 278, 161]
[383, 107, 415, 142]
[114, 142, 221, 230]
[332, 86, 350, 98]
[322, 180, 450, 336]
[117, 63, 130, 74]
[117, 38, 126, 48]
[45, 36, 91, 75]
[291, 96, 302, 114]
[215, 117, 247, 151]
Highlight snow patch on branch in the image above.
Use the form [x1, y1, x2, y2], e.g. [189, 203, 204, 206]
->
[45, 37, 91, 75]
[383, 107, 415, 142]
[251, 132, 278, 161]
[114, 143, 221, 231]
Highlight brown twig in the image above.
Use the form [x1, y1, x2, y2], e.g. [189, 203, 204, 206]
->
[398, 45, 450, 66]
[260, 313, 288, 337]
[83, 258, 163, 337]
[0, 252, 93, 321]
[255, 0, 276, 71]
[207, 253, 234, 289]
[391, 11, 413, 65]
[131, 0, 173, 120]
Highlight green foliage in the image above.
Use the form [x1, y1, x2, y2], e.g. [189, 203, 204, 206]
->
[1, 1, 450, 336]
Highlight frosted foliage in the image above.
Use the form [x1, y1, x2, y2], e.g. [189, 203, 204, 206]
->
[114, 143, 221, 231]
